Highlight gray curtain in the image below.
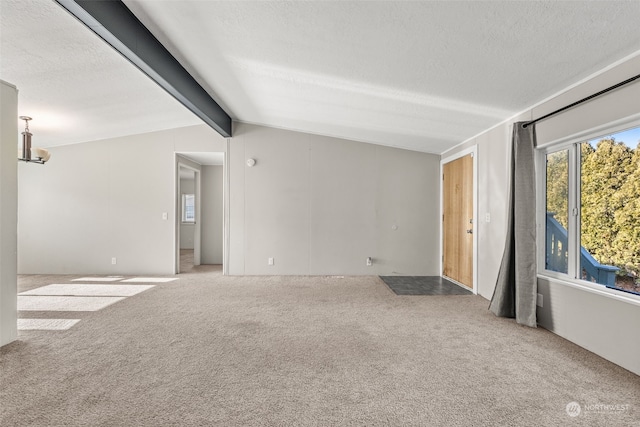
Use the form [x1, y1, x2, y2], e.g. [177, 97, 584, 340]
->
[489, 122, 538, 327]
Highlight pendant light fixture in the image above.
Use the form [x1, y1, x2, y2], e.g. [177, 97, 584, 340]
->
[17, 116, 51, 164]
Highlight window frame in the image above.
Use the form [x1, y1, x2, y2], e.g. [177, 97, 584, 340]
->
[538, 145, 573, 276]
[536, 117, 640, 305]
[181, 193, 196, 224]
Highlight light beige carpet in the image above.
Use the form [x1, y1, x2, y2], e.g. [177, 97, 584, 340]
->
[17, 318, 80, 331]
[17, 295, 126, 312]
[1, 270, 638, 426]
[20, 284, 155, 297]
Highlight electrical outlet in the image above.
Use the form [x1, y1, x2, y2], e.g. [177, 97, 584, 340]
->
[111, 257, 117, 265]
[268, 257, 274, 266]
[485, 213, 491, 223]
[536, 293, 543, 307]
[366, 257, 373, 266]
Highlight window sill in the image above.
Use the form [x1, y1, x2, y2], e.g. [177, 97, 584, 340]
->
[538, 273, 640, 308]
[181, 222, 196, 225]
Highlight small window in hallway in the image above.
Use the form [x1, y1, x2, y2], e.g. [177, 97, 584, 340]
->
[182, 194, 195, 223]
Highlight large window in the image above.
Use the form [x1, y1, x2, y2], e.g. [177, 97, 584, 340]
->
[541, 127, 640, 297]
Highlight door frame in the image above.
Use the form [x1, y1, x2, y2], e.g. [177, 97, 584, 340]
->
[440, 145, 478, 294]
[175, 156, 202, 274]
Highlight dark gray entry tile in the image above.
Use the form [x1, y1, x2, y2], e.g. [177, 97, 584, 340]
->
[379, 276, 472, 295]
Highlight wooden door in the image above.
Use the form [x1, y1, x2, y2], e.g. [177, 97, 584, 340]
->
[443, 154, 473, 288]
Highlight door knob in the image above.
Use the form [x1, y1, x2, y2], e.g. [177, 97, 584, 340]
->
[466, 229, 473, 234]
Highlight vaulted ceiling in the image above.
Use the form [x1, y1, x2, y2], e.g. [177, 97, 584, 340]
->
[0, 0, 201, 147]
[3, 1, 640, 154]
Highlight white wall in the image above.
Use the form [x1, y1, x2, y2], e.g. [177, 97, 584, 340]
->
[19, 121, 437, 277]
[179, 177, 195, 250]
[201, 165, 223, 264]
[0, 81, 18, 347]
[442, 54, 640, 375]
[537, 277, 640, 375]
[18, 124, 225, 275]
[228, 123, 440, 276]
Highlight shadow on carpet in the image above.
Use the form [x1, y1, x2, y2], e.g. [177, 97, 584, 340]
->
[380, 276, 473, 295]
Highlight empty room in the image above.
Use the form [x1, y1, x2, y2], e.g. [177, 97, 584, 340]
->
[1, 1, 639, 426]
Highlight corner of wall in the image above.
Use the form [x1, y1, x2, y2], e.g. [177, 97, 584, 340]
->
[0, 81, 18, 346]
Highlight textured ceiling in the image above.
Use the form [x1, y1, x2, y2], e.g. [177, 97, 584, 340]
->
[4, 1, 640, 154]
[123, 0, 640, 153]
[0, 0, 201, 147]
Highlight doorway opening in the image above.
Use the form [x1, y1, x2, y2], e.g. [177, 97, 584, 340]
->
[178, 166, 197, 272]
[175, 153, 225, 274]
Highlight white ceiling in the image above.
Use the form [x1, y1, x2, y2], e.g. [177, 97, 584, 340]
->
[0, 0, 201, 147]
[4, 1, 640, 154]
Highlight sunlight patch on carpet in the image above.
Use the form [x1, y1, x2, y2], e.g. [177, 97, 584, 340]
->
[72, 277, 124, 282]
[121, 278, 178, 283]
[18, 296, 126, 311]
[20, 284, 155, 297]
[18, 318, 81, 330]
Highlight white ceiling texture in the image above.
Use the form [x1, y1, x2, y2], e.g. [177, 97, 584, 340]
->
[4, 1, 640, 154]
[0, 0, 201, 147]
